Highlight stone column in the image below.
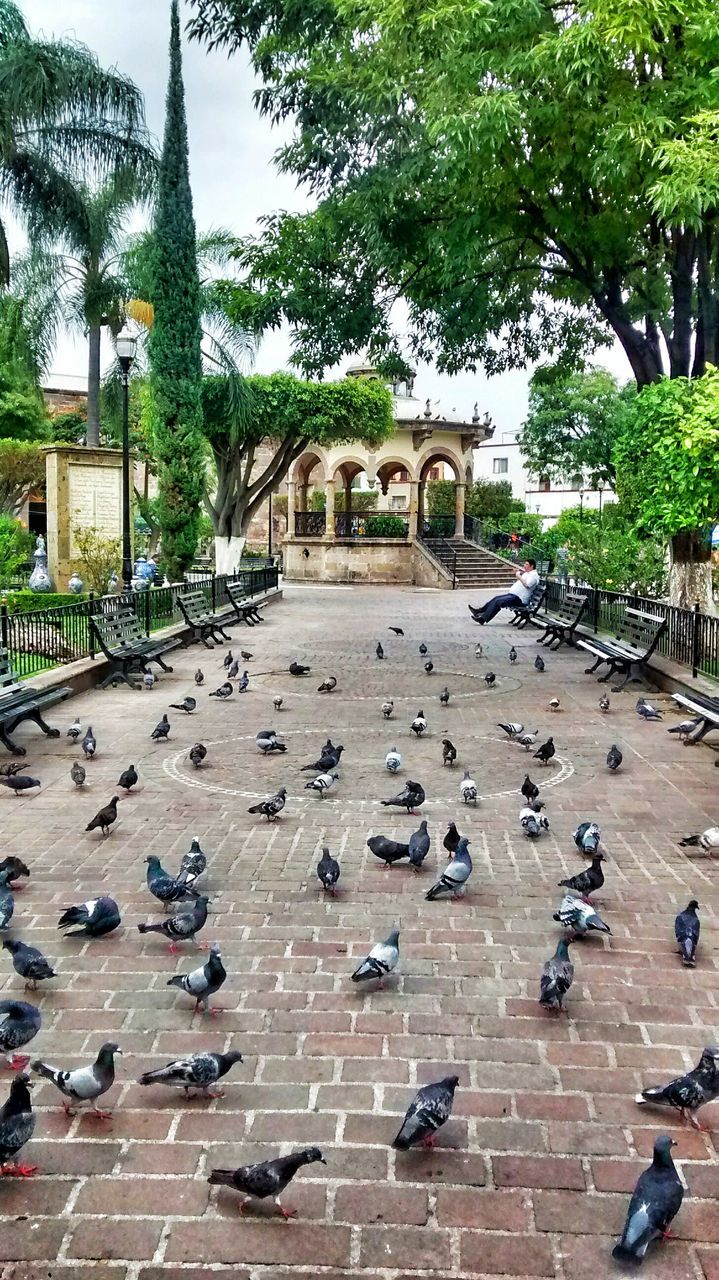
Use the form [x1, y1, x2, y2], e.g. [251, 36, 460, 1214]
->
[286, 480, 296, 537]
[454, 482, 466, 537]
[325, 478, 335, 539]
[298, 483, 308, 512]
[408, 480, 419, 539]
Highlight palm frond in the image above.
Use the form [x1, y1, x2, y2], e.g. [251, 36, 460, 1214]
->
[0, 1, 28, 51]
[196, 227, 241, 275]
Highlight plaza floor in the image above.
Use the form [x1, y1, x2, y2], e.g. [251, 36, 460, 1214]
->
[0, 580, 718, 1280]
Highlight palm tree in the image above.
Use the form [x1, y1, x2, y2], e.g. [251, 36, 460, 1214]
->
[0, 0, 155, 285]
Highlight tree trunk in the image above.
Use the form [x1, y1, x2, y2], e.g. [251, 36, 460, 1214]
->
[214, 535, 246, 574]
[669, 529, 715, 613]
[86, 324, 102, 448]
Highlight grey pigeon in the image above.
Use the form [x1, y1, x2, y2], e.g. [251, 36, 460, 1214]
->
[117, 764, 138, 792]
[139, 1049, 243, 1097]
[517, 730, 538, 751]
[426, 837, 472, 900]
[227, 659, 240, 679]
[612, 1135, 683, 1264]
[498, 721, 523, 740]
[381, 700, 394, 719]
[151, 714, 171, 740]
[209, 682, 233, 699]
[273, 696, 283, 711]
[439, 686, 450, 705]
[599, 693, 610, 713]
[667, 718, 701, 741]
[675, 900, 700, 967]
[300, 745, 343, 772]
[0, 873, 13, 930]
[240, 650, 253, 661]
[553, 893, 611, 937]
[208, 1146, 326, 1218]
[381, 780, 425, 814]
[534, 654, 545, 672]
[636, 697, 662, 720]
[385, 746, 401, 773]
[520, 805, 549, 838]
[393, 1075, 459, 1150]
[317, 676, 337, 693]
[606, 743, 623, 771]
[0, 1001, 41, 1068]
[145, 856, 199, 910]
[85, 795, 118, 836]
[573, 822, 601, 856]
[247, 787, 287, 821]
[558, 853, 605, 900]
[388, 626, 403, 635]
[533, 737, 555, 765]
[70, 761, 86, 788]
[32, 1042, 121, 1118]
[459, 769, 477, 804]
[548, 697, 560, 712]
[2, 940, 55, 990]
[351, 929, 400, 986]
[237, 671, 250, 693]
[289, 662, 310, 676]
[81, 726, 96, 758]
[408, 820, 430, 871]
[169, 697, 196, 713]
[0, 857, 29, 889]
[58, 897, 121, 938]
[419, 642, 428, 656]
[521, 774, 539, 803]
[194, 668, 204, 686]
[443, 822, 460, 856]
[143, 671, 155, 690]
[256, 730, 287, 754]
[410, 710, 427, 737]
[508, 646, 517, 663]
[484, 671, 496, 686]
[189, 743, 207, 768]
[424, 660, 434, 674]
[442, 738, 457, 767]
[222, 650, 233, 669]
[176, 837, 207, 891]
[317, 846, 340, 894]
[539, 938, 574, 1013]
[376, 642, 384, 659]
[635, 1046, 719, 1129]
[167, 942, 226, 1013]
[0, 775, 40, 796]
[0, 1073, 36, 1175]
[137, 896, 209, 952]
[367, 835, 410, 869]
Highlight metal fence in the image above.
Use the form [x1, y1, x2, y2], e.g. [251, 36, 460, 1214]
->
[1, 566, 279, 680]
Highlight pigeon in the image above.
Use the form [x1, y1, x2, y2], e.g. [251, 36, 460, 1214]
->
[85, 796, 118, 836]
[167, 942, 226, 1013]
[256, 730, 287, 754]
[606, 743, 623, 771]
[169, 697, 196, 714]
[209, 682, 233, 699]
[0, 775, 40, 796]
[0, 874, 14, 931]
[381, 700, 394, 719]
[317, 846, 340, 894]
[520, 805, 549, 838]
[248, 787, 287, 822]
[32, 1042, 121, 1118]
[208, 1147, 326, 1218]
[240, 650, 253, 661]
[521, 774, 539, 803]
[222, 650, 233, 669]
[289, 662, 310, 676]
[426, 837, 472, 900]
[636, 1047, 719, 1129]
[410, 710, 427, 737]
[548, 697, 560, 712]
[388, 626, 404, 636]
[381, 780, 425, 814]
[0, 764, 22, 778]
[484, 672, 496, 687]
[117, 764, 138, 792]
[679, 827, 719, 852]
[301, 745, 343, 773]
[667, 717, 702, 740]
[304, 771, 338, 799]
[317, 676, 337, 693]
[424, 661, 434, 674]
[367, 835, 410, 869]
[351, 929, 400, 985]
[553, 893, 611, 936]
[67, 717, 81, 742]
[227, 659, 240, 680]
[385, 746, 402, 773]
[459, 770, 477, 805]
[138, 897, 209, 953]
[675, 900, 700, 967]
[237, 670, 250, 693]
[408, 820, 430, 871]
[0, 1073, 36, 1175]
[176, 837, 208, 891]
[392, 1075, 459, 1150]
[419, 643, 428, 656]
[0, 858, 29, 890]
[273, 696, 283, 712]
[516, 730, 538, 751]
[573, 822, 601, 856]
[194, 669, 204, 686]
[376, 642, 384, 660]
[81, 726, 96, 758]
[2, 940, 55, 990]
[474, 642, 483, 658]
[0, 1000, 40, 1072]
[558, 853, 605, 900]
[151, 714, 171, 740]
[539, 938, 574, 1013]
[58, 897, 121, 938]
[533, 737, 555, 765]
[599, 693, 610, 713]
[443, 822, 461, 856]
[439, 686, 450, 705]
[637, 697, 662, 720]
[498, 722, 523, 740]
[442, 738, 457, 767]
[70, 761, 86, 788]
[139, 1050, 243, 1097]
[143, 671, 155, 690]
[508, 646, 517, 663]
[612, 1135, 684, 1264]
[534, 654, 545, 672]
[146, 856, 199, 910]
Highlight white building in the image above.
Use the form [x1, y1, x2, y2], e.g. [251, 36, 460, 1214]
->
[474, 426, 614, 524]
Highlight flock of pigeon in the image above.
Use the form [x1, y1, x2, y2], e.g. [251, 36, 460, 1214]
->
[0, 616, 714, 1254]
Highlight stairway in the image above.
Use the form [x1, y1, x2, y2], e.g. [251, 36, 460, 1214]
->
[422, 536, 517, 589]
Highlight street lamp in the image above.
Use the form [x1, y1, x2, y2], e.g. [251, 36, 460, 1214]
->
[579, 488, 585, 524]
[115, 326, 137, 592]
[597, 478, 605, 527]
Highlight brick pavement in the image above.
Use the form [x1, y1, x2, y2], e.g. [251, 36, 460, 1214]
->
[0, 580, 718, 1280]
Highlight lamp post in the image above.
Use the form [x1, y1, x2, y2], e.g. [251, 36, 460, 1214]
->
[115, 327, 137, 592]
[597, 479, 605, 527]
[579, 488, 585, 525]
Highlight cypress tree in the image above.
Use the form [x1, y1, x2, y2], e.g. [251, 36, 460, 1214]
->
[149, 0, 204, 580]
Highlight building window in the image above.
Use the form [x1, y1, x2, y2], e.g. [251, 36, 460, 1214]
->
[493, 458, 508, 475]
[390, 495, 407, 510]
[539, 474, 550, 492]
[390, 468, 410, 483]
[428, 466, 440, 480]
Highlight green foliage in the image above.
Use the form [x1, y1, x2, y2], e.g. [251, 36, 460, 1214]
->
[522, 368, 634, 486]
[0, 440, 45, 514]
[2, 589, 87, 612]
[47, 410, 87, 445]
[427, 478, 525, 521]
[309, 488, 380, 512]
[0, 516, 32, 579]
[364, 514, 406, 537]
[72, 526, 120, 596]
[0, 360, 48, 441]
[148, 2, 206, 582]
[426, 480, 455, 518]
[564, 522, 667, 596]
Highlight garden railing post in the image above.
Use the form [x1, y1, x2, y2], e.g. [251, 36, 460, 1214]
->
[692, 601, 700, 679]
[144, 589, 151, 637]
[88, 593, 96, 660]
[211, 571, 216, 613]
[0, 603, 7, 654]
[593, 586, 599, 634]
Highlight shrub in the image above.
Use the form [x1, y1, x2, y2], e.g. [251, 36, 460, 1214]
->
[364, 514, 407, 537]
[2, 590, 87, 613]
[72, 526, 120, 595]
[0, 516, 32, 580]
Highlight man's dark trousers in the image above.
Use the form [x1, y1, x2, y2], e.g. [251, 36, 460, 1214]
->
[473, 592, 521, 623]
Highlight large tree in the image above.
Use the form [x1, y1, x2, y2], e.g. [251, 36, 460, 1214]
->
[521, 367, 634, 488]
[149, 1, 206, 582]
[202, 371, 395, 573]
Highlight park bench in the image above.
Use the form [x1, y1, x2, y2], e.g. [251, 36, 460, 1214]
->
[0, 649, 71, 755]
[671, 691, 719, 763]
[575, 607, 666, 692]
[176, 588, 236, 648]
[90, 608, 181, 689]
[508, 581, 546, 630]
[226, 580, 267, 627]
[533, 591, 588, 650]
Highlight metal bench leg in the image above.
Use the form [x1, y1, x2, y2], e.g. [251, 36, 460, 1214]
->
[152, 655, 174, 674]
[210, 625, 233, 642]
[535, 628, 551, 644]
[26, 709, 60, 738]
[597, 661, 618, 684]
[612, 664, 655, 695]
[584, 656, 604, 675]
[686, 719, 713, 745]
[0, 726, 25, 756]
[100, 669, 140, 690]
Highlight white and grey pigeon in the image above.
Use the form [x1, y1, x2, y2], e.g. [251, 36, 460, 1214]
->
[167, 943, 226, 1014]
[520, 805, 549, 838]
[143, 671, 155, 690]
[176, 837, 208, 891]
[497, 721, 523, 740]
[426, 837, 472, 900]
[598, 693, 610, 713]
[635, 1046, 719, 1129]
[139, 1050, 243, 1097]
[381, 700, 394, 720]
[573, 822, 601, 856]
[612, 1136, 684, 1264]
[410, 709, 427, 737]
[679, 827, 719, 853]
[255, 729, 287, 754]
[636, 697, 662, 720]
[304, 771, 338, 799]
[607, 743, 623, 771]
[316, 846, 340, 894]
[247, 787, 287, 822]
[459, 770, 478, 805]
[392, 1075, 459, 1150]
[66, 717, 81, 743]
[351, 929, 400, 986]
[516, 730, 538, 751]
[553, 893, 611, 937]
[385, 746, 402, 773]
[32, 1041, 121, 1118]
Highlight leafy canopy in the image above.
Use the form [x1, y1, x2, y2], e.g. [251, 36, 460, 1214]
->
[521, 367, 635, 487]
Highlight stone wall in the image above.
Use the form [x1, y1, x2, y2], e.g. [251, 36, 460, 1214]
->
[283, 537, 453, 588]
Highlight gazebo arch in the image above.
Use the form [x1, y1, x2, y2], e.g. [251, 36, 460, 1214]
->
[288, 448, 330, 538]
[415, 446, 467, 537]
[376, 456, 417, 493]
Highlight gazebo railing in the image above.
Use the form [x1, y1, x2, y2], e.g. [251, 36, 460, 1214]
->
[295, 511, 326, 537]
[334, 511, 409, 539]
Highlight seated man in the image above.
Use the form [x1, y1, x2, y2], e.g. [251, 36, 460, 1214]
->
[469, 559, 539, 625]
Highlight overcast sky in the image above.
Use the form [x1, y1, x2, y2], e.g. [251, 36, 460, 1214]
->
[16, 0, 627, 431]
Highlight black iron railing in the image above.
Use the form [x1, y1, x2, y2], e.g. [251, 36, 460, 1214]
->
[422, 515, 456, 539]
[294, 511, 326, 537]
[463, 515, 551, 570]
[416, 524, 458, 587]
[334, 511, 409, 539]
